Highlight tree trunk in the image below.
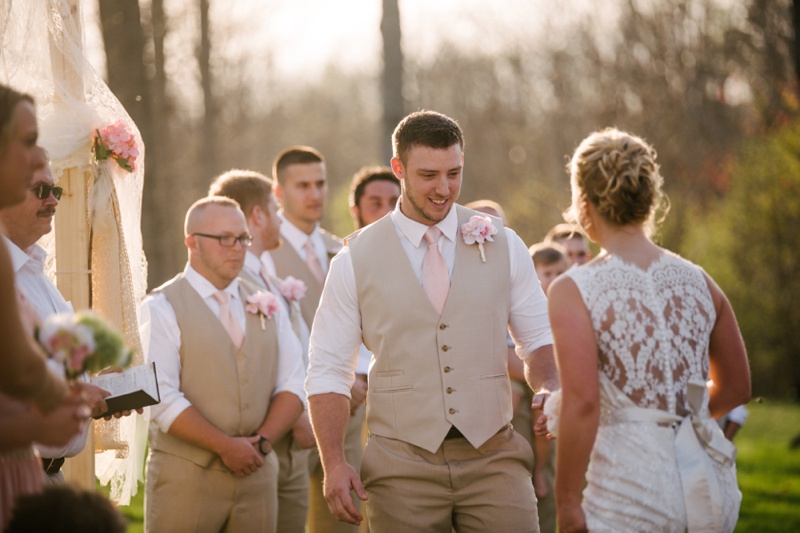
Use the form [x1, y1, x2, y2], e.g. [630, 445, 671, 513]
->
[380, 0, 404, 163]
[198, 0, 216, 177]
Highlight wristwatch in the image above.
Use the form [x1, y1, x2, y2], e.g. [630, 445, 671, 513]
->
[257, 435, 272, 456]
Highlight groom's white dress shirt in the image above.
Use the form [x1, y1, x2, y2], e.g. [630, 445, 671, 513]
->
[306, 204, 553, 398]
[139, 264, 307, 433]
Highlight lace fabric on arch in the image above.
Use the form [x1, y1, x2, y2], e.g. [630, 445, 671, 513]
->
[1, 0, 148, 505]
[564, 252, 715, 417]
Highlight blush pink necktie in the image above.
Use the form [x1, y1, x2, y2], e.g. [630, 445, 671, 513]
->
[213, 290, 244, 349]
[422, 226, 449, 315]
[304, 239, 325, 284]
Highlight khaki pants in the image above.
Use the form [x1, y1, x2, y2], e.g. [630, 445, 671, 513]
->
[274, 435, 310, 533]
[145, 449, 279, 533]
[307, 403, 366, 533]
[361, 427, 539, 533]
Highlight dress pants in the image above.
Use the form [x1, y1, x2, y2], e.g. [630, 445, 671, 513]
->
[145, 449, 279, 533]
[307, 403, 365, 533]
[361, 426, 539, 533]
[511, 384, 556, 533]
[274, 435, 310, 533]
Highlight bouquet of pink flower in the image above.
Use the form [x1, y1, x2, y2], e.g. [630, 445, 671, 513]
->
[94, 120, 139, 173]
[278, 276, 307, 302]
[37, 311, 133, 381]
[246, 290, 281, 330]
[461, 215, 498, 262]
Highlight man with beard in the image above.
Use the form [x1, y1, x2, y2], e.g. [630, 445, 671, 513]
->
[306, 111, 557, 532]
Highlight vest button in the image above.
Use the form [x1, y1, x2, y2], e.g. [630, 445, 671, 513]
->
[446, 387, 453, 394]
[444, 366, 452, 373]
[439, 323, 447, 330]
[448, 408, 456, 414]
[441, 345, 449, 352]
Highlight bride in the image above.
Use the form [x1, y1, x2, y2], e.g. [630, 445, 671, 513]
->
[546, 128, 751, 533]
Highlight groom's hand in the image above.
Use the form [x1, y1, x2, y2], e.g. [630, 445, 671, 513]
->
[219, 435, 263, 477]
[323, 461, 367, 525]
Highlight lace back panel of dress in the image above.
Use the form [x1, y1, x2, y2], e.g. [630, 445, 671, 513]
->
[565, 253, 716, 416]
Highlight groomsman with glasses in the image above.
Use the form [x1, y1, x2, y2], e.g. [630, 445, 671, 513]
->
[140, 196, 306, 533]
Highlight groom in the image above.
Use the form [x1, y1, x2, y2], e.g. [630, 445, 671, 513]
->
[306, 110, 557, 532]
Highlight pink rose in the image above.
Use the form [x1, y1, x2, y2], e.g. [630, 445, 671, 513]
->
[278, 276, 307, 302]
[246, 291, 280, 319]
[460, 215, 498, 262]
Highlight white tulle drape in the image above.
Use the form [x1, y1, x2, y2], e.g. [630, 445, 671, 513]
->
[0, 0, 148, 505]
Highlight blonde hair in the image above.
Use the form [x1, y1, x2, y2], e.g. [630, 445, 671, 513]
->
[566, 128, 668, 235]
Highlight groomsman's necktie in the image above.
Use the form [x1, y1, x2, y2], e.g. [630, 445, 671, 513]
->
[213, 290, 244, 349]
[304, 239, 325, 284]
[422, 226, 449, 315]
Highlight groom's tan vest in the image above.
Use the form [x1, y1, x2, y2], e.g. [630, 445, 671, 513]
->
[149, 275, 279, 468]
[348, 205, 512, 453]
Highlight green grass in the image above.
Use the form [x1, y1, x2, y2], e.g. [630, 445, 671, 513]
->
[735, 400, 800, 532]
[106, 401, 800, 533]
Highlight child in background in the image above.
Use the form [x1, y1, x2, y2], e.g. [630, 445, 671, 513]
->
[527, 242, 568, 501]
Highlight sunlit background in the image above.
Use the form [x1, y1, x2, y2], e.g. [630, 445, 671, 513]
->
[75, 0, 798, 403]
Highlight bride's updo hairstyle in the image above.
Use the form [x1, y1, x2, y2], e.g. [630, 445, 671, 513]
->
[567, 128, 667, 235]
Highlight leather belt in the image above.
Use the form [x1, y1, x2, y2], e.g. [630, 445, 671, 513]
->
[444, 426, 464, 440]
[42, 457, 65, 475]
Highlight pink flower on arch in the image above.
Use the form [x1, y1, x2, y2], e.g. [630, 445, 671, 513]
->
[94, 120, 139, 173]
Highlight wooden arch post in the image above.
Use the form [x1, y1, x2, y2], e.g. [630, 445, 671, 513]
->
[48, 0, 95, 490]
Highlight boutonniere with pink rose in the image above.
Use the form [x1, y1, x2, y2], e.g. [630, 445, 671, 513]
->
[277, 276, 307, 303]
[461, 215, 498, 263]
[93, 120, 139, 173]
[37, 311, 132, 382]
[246, 290, 280, 330]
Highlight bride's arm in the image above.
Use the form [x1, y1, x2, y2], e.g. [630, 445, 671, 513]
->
[548, 275, 598, 533]
[703, 272, 751, 419]
[0, 241, 67, 412]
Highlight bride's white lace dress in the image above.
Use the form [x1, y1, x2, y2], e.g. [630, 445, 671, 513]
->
[558, 251, 741, 532]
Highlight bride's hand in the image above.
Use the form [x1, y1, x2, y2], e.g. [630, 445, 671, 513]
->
[558, 503, 588, 533]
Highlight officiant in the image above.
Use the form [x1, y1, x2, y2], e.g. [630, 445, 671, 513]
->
[0, 153, 115, 482]
[140, 196, 306, 533]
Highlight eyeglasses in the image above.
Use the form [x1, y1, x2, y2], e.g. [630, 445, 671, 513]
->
[192, 233, 253, 248]
[32, 183, 63, 201]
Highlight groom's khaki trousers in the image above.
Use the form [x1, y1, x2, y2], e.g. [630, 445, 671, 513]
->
[361, 426, 540, 533]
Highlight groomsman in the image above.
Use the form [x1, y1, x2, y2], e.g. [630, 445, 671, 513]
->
[544, 223, 592, 267]
[209, 170, 314, 533]
[140, 197, 306, 533]
[0, 157, 112, 481]
[306, 111, 557, 532]
[268, 146, 354, 533]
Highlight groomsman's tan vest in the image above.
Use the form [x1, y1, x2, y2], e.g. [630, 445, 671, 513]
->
[348, 205, 513, 453]
[271, 229, 342, 328]
[149, 275, 279, 468]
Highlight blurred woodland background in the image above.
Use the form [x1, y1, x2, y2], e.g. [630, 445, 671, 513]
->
[89, 0, 798, 400]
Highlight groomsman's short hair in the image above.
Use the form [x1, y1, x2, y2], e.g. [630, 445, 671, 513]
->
[209, 169, 274, 217]
[184, 196, 243, 236]
[392, 110, 464, 165]
[272, 146, 325, 186]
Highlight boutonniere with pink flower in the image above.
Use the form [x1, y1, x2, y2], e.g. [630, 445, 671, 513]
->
[37, 311, 132, 381]
[461, 215, 498, 263]
[94, 120, 139, 173]
[277, 276, 307, 303]
[246, 290, 280, 330]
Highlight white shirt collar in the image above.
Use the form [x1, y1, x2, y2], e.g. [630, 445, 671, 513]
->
[259, 250, 277, 278]
[279, 213, 320, 249]
[390, 201, 459, 248]
[243, 251, 261, 278]
[183, 263, 240, 301]
[3, 235, 36, 274]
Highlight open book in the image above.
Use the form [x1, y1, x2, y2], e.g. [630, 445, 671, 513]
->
[91, 362, 161, 419]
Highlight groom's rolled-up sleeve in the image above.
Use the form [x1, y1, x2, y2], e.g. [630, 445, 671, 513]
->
[305, 247, 363, 399]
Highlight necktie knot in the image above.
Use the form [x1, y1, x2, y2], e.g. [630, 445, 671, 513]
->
[424, 226, 442, 246]
[212, 290, 229, 305]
